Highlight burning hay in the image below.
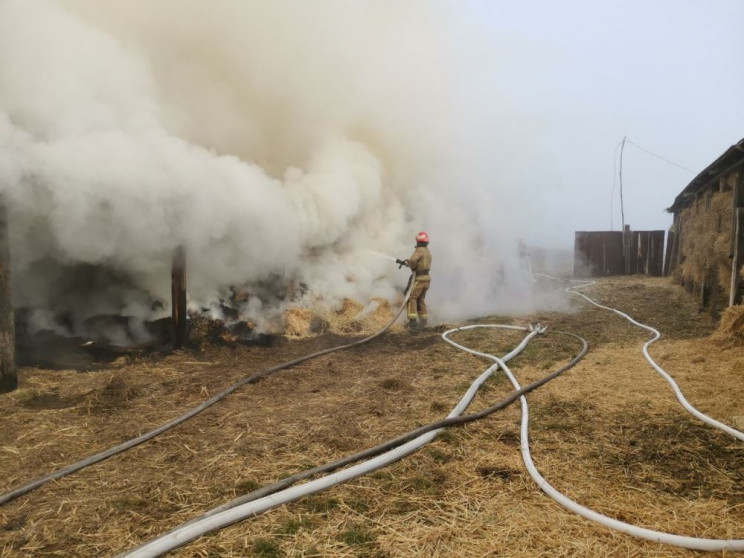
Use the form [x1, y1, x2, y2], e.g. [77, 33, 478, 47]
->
[283, 298, 403, 338]
[283, 308, 315, 338]
[187, 314, 273, 350]
[711, 305, 744, 348]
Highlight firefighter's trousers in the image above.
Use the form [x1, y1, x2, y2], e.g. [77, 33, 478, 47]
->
[407, 276, 430, 321]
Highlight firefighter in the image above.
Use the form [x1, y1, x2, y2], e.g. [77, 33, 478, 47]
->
[396, 231, 432, 331]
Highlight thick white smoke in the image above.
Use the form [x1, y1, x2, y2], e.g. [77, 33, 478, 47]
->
[0, 0, 551, 335]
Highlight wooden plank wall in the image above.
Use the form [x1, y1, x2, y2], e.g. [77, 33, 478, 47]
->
[573, 231, 624, 277]
[574, 230, 665, 278]
[629, 230, 665, 276]
[663, 230, 676, 277]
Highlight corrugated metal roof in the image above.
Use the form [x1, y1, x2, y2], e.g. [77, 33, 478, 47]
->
[666, 138, 744, 213]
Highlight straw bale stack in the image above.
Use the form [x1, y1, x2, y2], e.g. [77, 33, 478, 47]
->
[674, 190, 732, 297]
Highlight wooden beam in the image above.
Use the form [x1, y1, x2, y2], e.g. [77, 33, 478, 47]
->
[730, 169, 744, 257]
[674, 214, 684, 271]
[663, 229, 675, 277]
[730, 207, 744, 307]
[171, 246, 187, 349]
[0, 203, 16, 393]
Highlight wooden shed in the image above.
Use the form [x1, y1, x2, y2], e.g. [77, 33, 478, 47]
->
[665, 138, 744, 315]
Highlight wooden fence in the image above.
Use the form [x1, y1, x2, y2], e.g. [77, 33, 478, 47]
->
[574, 230, 665, 278]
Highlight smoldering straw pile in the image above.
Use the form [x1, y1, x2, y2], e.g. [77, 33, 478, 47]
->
[0, 0, 546, 340]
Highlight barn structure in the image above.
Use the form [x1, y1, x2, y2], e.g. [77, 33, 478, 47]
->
[665, 138, 744, 315]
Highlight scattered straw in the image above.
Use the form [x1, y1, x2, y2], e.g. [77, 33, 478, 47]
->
[1, 277, 742, 557]
[283, 297, 403, 339]
[711, 305, 744, 347]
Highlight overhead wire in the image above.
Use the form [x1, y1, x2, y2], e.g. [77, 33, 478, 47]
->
[625, 140, 698, 174]
[611, 136, 697, 233]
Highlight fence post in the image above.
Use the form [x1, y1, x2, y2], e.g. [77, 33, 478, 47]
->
[0, 203, 16, 393]
[623, 224, 631, 275]
[171, 246, 187, 349]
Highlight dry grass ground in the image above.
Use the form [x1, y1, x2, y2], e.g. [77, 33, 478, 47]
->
[1, 276, 743, 557]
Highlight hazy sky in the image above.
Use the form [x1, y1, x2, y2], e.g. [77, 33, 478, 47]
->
[460, 0, 744, 248]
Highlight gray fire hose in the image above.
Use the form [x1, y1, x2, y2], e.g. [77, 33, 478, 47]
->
[173, 330, 586, 518]
[118, 326, 588, 557]
[0, 274, 418, 506]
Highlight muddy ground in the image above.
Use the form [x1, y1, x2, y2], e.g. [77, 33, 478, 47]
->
[0, 276, 743, 557]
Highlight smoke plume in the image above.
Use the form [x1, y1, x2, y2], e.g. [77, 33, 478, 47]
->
[0, 0, 554, 336]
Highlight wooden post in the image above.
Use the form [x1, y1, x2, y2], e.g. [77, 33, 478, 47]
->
[171, 246, 187, 349]
[0, 204, 16, 393]
[664, 213, 679, 277]
[623, 224, 631, 276]
[674, 214, 684, 271]
[730, 169, 744, 257]
[729, 207, 744, 306]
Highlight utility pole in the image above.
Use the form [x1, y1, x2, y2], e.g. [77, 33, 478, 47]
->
[619, 136, 631, 275]
[0, 202, 16, 393]
[171, 246, 187, 349]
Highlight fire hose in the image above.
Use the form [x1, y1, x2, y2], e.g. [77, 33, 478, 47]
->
[568, 280, 744, 442]
[10, 269, 741, 553]
[119, 325, 588, 557]
[0, 274, 420, 506]
[526, 275, 744, 551]
[198, 329, 586, 518]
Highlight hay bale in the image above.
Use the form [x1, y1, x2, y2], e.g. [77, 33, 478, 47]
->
[711, 305, 744, 348]
[676, 190, 733, 298]
[282, 297, 403, 338]
[323, 299, 363, 334]
[336, 299, 365, 319]
[366, 297, 396, 330]
[328, 298, 400, 335]
[309, 316, 330, 333]
[283, 308, 314, 338]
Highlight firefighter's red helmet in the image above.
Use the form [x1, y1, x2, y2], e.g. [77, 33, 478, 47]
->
[416, 231, 429, 243]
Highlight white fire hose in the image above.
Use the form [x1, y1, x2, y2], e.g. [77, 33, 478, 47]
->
[123, 272, 744, 555]
[119, 325, 542, 557]
[568, 280, 744, 442]
[526, 275, 744, 550]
